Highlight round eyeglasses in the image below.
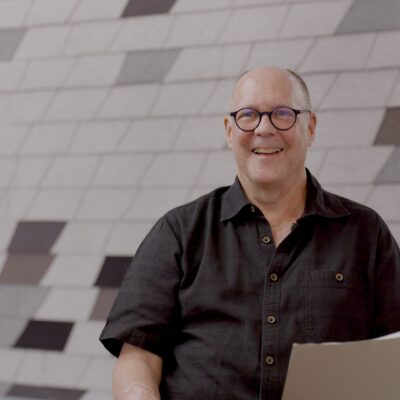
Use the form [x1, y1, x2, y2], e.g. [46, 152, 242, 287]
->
[229, 106, 311, 132]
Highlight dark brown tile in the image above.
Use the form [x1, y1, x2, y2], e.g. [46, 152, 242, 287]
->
[122, 0, 176, 17]
[14, 320, 73, 351]
[0, 253, 54, 284]
[375, 107, 400, 146]
[376, 147, 400, 183]
[8, 221, 66, 253]
[8, 384, 85, 400]
[95, 256, 132, 288]
[90, 288, 119, 320]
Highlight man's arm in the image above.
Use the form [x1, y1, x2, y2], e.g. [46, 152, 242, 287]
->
[113, 343, 163, 400]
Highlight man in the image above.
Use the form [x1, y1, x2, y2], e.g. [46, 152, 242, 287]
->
[100, 67, 400, 399]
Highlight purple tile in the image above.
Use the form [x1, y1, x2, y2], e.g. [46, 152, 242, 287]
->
[375, 107, 400, 146]
[14, 320, 73, 351]
[122, 0, 176, 17]
[95, 256, 132, 288]
[0, 253, 54, 284]
[90, 288, 118, 320]
[8, 385, 85, 400]
[7, 221, 66, 253]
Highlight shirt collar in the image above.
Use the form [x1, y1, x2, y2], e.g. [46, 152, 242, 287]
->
[220, 169, 350, 222]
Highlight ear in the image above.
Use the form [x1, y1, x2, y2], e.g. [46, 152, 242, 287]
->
[224, 116, 233, 149]
[307, 112, 317, 146]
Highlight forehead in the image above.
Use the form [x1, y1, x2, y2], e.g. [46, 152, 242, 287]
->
[231, 70, 297, 109]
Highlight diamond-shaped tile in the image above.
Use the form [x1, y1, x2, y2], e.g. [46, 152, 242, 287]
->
[122, 0, 176, 17]
[95, 256, 132, 288]
[375, 107, 400, 146]
[376, 147, 400, 184]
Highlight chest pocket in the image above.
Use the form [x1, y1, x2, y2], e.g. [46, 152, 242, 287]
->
[305, 269, 367, 341]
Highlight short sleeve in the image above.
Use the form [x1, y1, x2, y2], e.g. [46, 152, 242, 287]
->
[370, 217, 400, 337]
[99, 215, 182, 358]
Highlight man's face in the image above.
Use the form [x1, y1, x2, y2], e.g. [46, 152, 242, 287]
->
[224, 68, 317, 191]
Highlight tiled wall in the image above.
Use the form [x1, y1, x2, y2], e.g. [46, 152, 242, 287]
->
[0, 0, 399, 399]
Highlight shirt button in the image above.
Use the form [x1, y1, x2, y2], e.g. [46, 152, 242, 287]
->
[262, 235, 272, 244]
[335, 272, 344, 282]
[267, 315, 276, 324]
[270, 273, 278, 282]
[250, 205, 256, 213]
[265, 356, 274, 365]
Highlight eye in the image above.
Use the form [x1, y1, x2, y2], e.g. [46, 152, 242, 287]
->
[237, 108, 258, 120]
[273, 107, 295, 119]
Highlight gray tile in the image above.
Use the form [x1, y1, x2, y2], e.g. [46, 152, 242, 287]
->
[337, 0, 400, 33]
[122, 0, 176, 17]
[0, 317, 27, 347]
[376, 147, 400, 184]
[7, 385, 85, 400]
[89, 288, 118, 321]
[0, 284, 48, 318]
[375, 107, 400, 146]
[117, 49, 181, 84]
[7, 221, 66, 253]
[0, 29, 25, 61]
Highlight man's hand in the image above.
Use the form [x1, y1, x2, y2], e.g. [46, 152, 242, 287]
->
[113, 343, 163, 400]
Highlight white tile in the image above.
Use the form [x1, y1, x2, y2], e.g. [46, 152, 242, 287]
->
[106, 222, 153, 255]
[0, 91, 53, 123]
[93, 154, 153, 187]
[314, 109, 385, 148]
[188, 185, 219, 201]
[71, 120, 129, 154]
[71, 0, 128, 22]
[366, 185, 400, 221]
[142, 153, 206, 187]
[13, 156, 51, 186]
[300, 33, 375, 72]
[41, 254, 103, 287]
[64, 21, 121, 56]
[0, 158, 17, 187]
[0, 62, 25, 91]
[19, 122, 76, 155]
[0, 188, 36, 220]
[16, 351, 89, 387]
[126, 188, 188, 221]
[25, 0, 80, 26]
[323, 184, 372, 204]
[152, 81, 216, 116]
[27, 189, 83, 220]
[171, 0, 232, 12]
[201, 79, 235, 115]
[367, 31, 400, 69]
[41, 156, 98, 187]
[0, 348, 23, 382]
[0, 221, 17, 252]
[174, 116, 226, 150]
[65, 321, 106, 356]
[0, 124, 29, 155]
[80, 390, 113, 400]
[78, 356, 114, 390]
[318, 146, 394, 185]
[246, 39, 313, 71]
[53, 222, 113, 254]
[321, 70, 398, 109]
[305, 148, 327, 177]
[20, 58, 76, 89]
[64, 53, 125, 88]
[218, 5, 287, 43]
[99, 84, 160, 118]
[15, 26, 70, 59]
[76, 188, 136, 221]
[45, 88, 108, 121]
[280, 1, 353, 38]
[118, 118, 180, 152]
[198, 151, 236, 186]
[388, 77, 400, 107]
[165, 11, 229, 47]
[165, 44, 250, 82]
[388, 223, 400, 244]
[302, 73, 336, 109]
[35, 287, 98, 321]
[111, 15, 172, 52]
[0, 0, 31, 28]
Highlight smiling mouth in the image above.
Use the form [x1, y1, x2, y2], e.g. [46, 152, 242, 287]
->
[252, 148, 284, 155]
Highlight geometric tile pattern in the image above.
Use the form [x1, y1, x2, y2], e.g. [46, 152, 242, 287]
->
[0, 0, 398, 398]
[122, 0, 177, 17]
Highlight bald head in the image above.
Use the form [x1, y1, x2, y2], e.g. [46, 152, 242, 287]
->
[229, 67, 312, 111]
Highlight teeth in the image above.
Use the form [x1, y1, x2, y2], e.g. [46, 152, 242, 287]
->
[253, 148, 283, 155]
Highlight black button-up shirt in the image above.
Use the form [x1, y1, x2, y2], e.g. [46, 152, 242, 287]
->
[100, 170, 400, 400]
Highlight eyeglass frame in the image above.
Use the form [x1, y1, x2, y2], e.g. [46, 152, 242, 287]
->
[229, 106, 311, 132]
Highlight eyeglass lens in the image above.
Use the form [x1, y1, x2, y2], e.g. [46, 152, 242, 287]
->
[235, 107, 296, 131]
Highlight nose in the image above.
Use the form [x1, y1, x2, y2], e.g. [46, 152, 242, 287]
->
[254, 113, 276, 136]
